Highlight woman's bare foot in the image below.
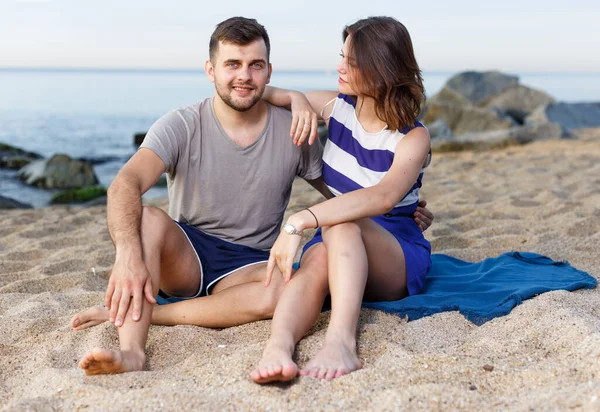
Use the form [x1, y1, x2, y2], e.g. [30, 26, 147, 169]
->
[78, 348, 145, 375]
[251, 341, 298, 383]
[71, 306, 110, 330]
[299, 336, 362, 380]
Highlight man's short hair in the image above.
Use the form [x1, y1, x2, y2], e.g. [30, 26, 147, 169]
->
[209, 17, 271, 62]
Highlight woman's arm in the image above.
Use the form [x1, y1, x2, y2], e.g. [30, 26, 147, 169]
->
[265, 127, 431, 284]
[263, 86, 338, 145]
[288, 127, 431, 231]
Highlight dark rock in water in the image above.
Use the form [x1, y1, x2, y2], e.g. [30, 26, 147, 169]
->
[1, 156, 33, 169]
[78, 155, 123, 165]
[134, 132, 146, 146]
[483, 85, 556, 124]
[0, 195, 33, 209]
[0, 142, 43, 170]
[445, 71, 519, 105]
[17, 154, 99, 189]
[526, 102, 600, 130]
[50, 186, 107, 204]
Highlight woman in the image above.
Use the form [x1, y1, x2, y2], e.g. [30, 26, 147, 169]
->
[252, 16, 432, 382]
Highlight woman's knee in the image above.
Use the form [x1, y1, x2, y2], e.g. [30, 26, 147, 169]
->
[322, 222, 362, 243]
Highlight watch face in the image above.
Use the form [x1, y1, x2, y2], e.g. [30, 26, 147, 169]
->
[283, 223, 301, 235]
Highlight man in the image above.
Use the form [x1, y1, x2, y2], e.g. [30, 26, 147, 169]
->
[71, 17, 433, 375]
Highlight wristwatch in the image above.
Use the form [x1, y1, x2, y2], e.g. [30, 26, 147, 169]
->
[283, 223, 303, 236]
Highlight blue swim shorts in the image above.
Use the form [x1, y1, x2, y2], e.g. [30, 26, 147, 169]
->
[156, 222, 270, 305]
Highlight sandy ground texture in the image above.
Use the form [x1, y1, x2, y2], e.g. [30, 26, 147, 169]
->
[1, 130, 600, 411]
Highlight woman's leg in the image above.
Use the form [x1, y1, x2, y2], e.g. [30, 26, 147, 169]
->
[251, 243, 329, 383]
[301, 219, 409, 380]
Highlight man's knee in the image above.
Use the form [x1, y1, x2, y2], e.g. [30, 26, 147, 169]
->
[257, 273, 285, 319]
[140, 206, 171, 243]
[296, 244, 329, 289]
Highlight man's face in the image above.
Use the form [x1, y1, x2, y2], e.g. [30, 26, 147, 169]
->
[206, 39, 272, 112]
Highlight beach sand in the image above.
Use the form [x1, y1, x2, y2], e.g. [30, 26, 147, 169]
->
[2, 131, 600, 410]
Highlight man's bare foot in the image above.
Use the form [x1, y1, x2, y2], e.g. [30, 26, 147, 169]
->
[78, 348, 145, 375]
[299, 337, 362, 380]
[71, 306, 110, 330]
[251, 341, 298, 384]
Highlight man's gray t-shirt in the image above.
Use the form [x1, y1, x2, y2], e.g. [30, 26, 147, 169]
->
[140, 98, 323, 250]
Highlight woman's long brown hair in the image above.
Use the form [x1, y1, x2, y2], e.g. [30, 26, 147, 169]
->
[343, 17, 425, 131]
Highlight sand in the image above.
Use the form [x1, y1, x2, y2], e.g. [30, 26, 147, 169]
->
[2, 131, 600, 410]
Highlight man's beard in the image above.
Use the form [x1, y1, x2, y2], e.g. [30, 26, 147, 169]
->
[215, 82, 264, 112]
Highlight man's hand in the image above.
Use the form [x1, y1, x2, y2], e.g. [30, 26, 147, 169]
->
[414, 200, 434, 232]
[104, 254, 156, 327]
[289, 92, 319, 146]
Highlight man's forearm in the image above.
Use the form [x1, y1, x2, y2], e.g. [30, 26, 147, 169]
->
[106, 175, 144, 258]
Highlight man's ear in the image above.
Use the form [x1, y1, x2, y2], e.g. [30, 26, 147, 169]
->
[266, 63, 272, 84]
[205, 60, 215, 83]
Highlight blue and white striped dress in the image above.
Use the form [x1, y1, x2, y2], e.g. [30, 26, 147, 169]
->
[303, 93, 432, 296]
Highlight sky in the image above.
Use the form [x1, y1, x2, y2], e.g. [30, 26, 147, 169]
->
[1, 0, 599, 73]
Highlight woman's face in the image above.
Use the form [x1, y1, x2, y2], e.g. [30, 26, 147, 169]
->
[336, 35, 360, 95]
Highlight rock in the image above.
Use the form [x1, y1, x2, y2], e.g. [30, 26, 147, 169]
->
[483, 85, 556, 124]
[445, 71, 519, 105]
[17, 154, 99, 189]
[0, 195, 33, 209]
[526, 102, 600, 130]
[483, 364, 494, 372]
[423, 101, 515, 135]
[428, 86, 472, 106]
[50, 186, 107, 204]
[134, 132, 146, 146]
[0, 142, 43, 170]
[426, 119, 453, 139]
[78, 155, 123, 165]
[432, 122, 567, 152]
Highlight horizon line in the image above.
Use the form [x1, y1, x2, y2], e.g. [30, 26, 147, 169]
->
[1, 66, 600, 76]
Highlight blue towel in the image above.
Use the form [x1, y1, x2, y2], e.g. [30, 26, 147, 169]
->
[362, 252, 597, 325]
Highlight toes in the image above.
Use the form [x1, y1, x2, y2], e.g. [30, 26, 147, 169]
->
[281, 363, 298, 380]
[324, 368, 337, 380]
[271, 364, 283, 376]
[316, 367, 328, 380]
[250, 369, 262, 382]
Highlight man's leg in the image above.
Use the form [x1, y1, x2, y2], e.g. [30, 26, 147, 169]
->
[149, 261, 286, 328]
[72, 261, 287, 329]
[73, 217, 290, 332]
[252, 243, 329, 383]
[78, 206, 202, 375]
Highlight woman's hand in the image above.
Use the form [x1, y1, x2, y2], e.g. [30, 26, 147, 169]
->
[289, 92, 319, 146]
[265, 230, 302, 286]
